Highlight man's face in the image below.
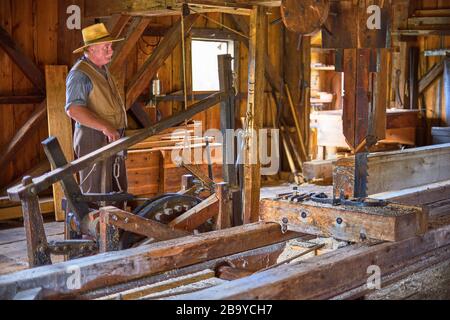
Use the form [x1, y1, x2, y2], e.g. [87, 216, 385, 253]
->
[87, 42, 114, 66]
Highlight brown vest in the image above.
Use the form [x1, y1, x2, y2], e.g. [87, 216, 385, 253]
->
[73, 60, 127, 129]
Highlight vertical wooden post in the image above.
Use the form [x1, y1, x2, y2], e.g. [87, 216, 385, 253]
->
[21, 176, 52, 267]
[45, 65, 73, 222]
[409, 46, 420, 110]
[243, 6, 266, 224]
[214, 182, 232, 230]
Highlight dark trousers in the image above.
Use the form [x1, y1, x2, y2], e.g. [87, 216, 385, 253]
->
[73, 126, 127, 202]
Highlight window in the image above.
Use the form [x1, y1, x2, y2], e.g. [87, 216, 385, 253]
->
[191, 39, 234, 91]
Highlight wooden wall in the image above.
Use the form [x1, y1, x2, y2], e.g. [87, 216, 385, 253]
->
[0, 0, 93, 191]
[415, 0, 450, 143]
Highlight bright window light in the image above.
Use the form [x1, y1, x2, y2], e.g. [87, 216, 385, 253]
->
[191, 39, 234, 91]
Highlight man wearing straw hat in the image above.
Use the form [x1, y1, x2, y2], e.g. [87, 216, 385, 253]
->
[65, 23, 128, 198]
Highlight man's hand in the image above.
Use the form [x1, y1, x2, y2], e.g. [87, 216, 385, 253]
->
[67, 105, 120, 142]
[102, 125, 120, 142]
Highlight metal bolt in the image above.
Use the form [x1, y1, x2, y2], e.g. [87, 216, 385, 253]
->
[301, 211, 307, 219]
[360, 233, 367, 241]
[336, 217, 343, 225]
[282, 217, 288, 224]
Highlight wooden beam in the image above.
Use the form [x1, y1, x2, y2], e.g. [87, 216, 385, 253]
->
[260, 199, 427, 242]
[0, 197, 54, 221]
[214, 182, 232, 230]
[372, 179, 450, 218]
[303, 160, 333, 182]
[171, 224, 450, 300]
[168, 194, 219, 231]
[0, 222, 299, 299]
[101, 206, 190, 240]
[45, 66, 73, 222]
[242, 6, 266, 224]
[108, 14, 132, 38]
[0, 26, 45, 93]
[333, 144, 450, 198]
[82, 240, 290, 299]
[230, 14, 282, 93]
[110, 17, 151, 75]
[0, 101, 47, 171]
[0, 96, 45, 104]
[126, 14, 199, 109]
[85, 0, 279, 17]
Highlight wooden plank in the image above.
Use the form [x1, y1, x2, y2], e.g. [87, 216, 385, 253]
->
[0, 26, 45, 93]
[243, 6, 266, 224]
[0, 222, 300, 299]
[419, 60, 444, 94]
[20, 177, 52, 268]
[108, 14, 132, 38]
[259, 199, 426, 242]
[343, 49, 357, 149]
[213, 182, 232, 230]
[45, 66, 72, 222]
[372, 179, 450, 217]
[334, 143, 450, 197]
[0, 197, 54, 221]
[99, 269, 215, 300]
[82, 240, 289, 299]
[84, 0, 278, 17]
[141, 277, 227, 299]
[172, 224, 450, 300]
[0, 0, 14, 189]
[0, 96, 45, 104]
[0, 221, 62, 246]
[126, 14, 199, 109]
[0, 101, 47, 172]
[101, 206, 190, 240]
[168, 194, 219, 231]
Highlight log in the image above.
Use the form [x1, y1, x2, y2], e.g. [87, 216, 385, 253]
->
[0, 222, 299, 299]
[333, 144, 450, 198]
[171, 224, 450, 300]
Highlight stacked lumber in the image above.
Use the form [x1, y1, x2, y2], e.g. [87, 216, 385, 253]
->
[0, 196, 54, 221]
[126, 122, 222, 196]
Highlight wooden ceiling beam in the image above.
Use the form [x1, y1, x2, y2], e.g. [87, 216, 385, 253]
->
[125, 14, 199, 109]
[0, 26, 45, 94]
[85, 0, 279, 18]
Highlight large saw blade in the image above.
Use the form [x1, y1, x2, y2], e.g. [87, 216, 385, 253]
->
[354, 152, 368, 198]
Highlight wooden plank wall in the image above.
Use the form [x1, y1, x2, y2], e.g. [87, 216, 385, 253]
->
[0, 0, 93, 193]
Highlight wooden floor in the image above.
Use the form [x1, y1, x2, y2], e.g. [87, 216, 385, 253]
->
[0, 183, 332, 276]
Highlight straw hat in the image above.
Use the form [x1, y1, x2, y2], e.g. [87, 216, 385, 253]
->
[73, 23, 124, 54]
